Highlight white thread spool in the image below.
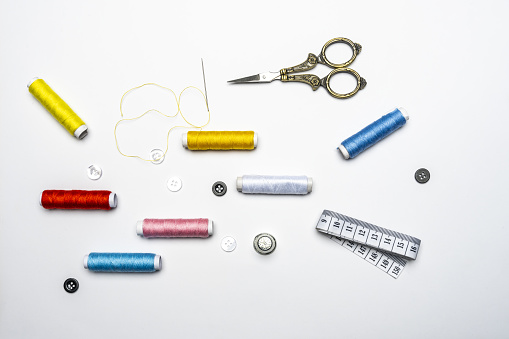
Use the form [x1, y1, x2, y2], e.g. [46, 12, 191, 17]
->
[237, 175, 313, 194]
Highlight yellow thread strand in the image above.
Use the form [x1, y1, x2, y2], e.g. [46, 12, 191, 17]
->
[28, 79, 86, 137]
[187, 131, 255, 150]
[114, 84, 210, 162]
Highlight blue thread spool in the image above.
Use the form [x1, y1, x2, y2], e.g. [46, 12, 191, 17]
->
[338, 108, 409, 159]
[83, 253, 162, 272]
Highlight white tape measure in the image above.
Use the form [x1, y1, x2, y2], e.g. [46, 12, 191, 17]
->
[316, 210, 421, 279]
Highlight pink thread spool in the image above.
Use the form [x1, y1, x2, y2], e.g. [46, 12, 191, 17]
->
[137, 218, 213, 238]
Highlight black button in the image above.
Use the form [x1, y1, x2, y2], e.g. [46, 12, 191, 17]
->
[212, 181, 227, 196]
[64, 278, 79, 293]
[415, 168, 430, 184]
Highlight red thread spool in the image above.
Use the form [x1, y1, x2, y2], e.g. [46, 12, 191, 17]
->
[137, 219, 213, 238]
[40, 190, 117, 210]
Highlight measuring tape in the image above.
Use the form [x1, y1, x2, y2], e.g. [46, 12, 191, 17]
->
[316, 210, 421, 279]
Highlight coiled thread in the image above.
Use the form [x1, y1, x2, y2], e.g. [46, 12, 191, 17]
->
[138, 218, 212, 238]
[28, 78, 88, 139]
[41, 190, 116, 210]
[84, 253, 160, 272]
[185, 131, 256, 150]
[238, 175, 312, 195]
[339, 108, 408, 159]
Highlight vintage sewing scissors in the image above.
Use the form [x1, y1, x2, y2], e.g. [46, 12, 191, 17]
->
[228, 37, 366, 99]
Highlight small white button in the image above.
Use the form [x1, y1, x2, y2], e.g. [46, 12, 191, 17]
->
[150, 149, 165, 165]
[221, 236, 237, 252]
[87, 165, 102, 180]
[167, 177, 182, 192]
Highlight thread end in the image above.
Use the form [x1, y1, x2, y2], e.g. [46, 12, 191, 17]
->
[182, 133, 188, 149]
[83, 255, 89, 269]
[27, 77, 40, 89]
[236, 177, 243, 192]
[109, 193, 117, 208]
[74, 125, 88, 139]
[338, 144, 350, 159]
[136, 220, 144, 236]
[208, 220, 213, 236]
[154, 255, 162, 271]
[398, 107, 409, 121]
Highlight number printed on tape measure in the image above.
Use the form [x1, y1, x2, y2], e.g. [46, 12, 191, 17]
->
[318, 209, 420, 279]
[316, 210, 421, 261]
[328, 235, 407, 279]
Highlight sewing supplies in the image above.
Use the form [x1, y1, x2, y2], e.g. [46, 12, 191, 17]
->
[40, 190, 117, 210]
[228, 37, 366, 99]
[212, 181, 227, 196]
[63, 278, 79, 293]
[237, 175, 312, 195]
[114, 61, 211, 162]
[87, 165, 102, 180]
[183, 131, 257, 150]
[84, 253, 161, 272]
[137, 218, 213, 238]
[27, 78, 88, 139]
[415, 168, 430, 184]
[316, 209, 421, 278]
[338, 107, 409, 159]
[253, 233, 276, 255]
[167, 177, 183, 192]
[221, 236, 237, 252]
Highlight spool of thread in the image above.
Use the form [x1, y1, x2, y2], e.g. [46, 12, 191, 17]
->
[40, 190, 117, 210]
[28, 78, 88, 139]
[137, 218, 213, 238]
[84, 253, 161, 272]
[338, 108, 409, 159]
[237, 175, 312, 194]
[182, 131, 257, 150]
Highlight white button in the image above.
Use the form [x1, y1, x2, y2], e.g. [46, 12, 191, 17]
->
[150, 149, 165, 165]
[87, 165, 102, 180]
[167, 177, 182, 192]
[221, 236, 237, 252]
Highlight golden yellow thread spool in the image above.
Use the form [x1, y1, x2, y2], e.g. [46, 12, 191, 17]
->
[183, 131, 257, 150]
[28, 78, 88, 139]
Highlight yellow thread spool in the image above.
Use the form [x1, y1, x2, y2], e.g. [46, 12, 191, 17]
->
[28, 78, 88, 139]
[183, 131, 257, 150]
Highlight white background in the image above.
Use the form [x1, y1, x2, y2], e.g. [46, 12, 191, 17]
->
[1, 0, 508, 338]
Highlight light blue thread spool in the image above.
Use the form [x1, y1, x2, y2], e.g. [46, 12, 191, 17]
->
[338, 108, 409, 159]
[236, 175, 312, 194]
[84, 253, 162, 272]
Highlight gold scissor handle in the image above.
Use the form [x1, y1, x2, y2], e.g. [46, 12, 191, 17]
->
[280, 53, 318, 75]
[319, 37, 362, 68]
[322, 68, 367, 99]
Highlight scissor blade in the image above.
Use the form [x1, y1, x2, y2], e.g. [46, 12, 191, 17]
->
[228, 72, 280, 84]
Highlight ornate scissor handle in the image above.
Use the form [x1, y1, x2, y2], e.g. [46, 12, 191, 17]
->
[318, 37, 362, 68]
[322, 68, 367, 99]
[280, 37, 362, 75]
